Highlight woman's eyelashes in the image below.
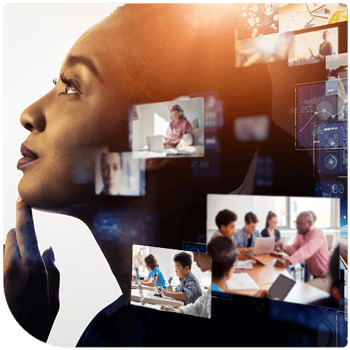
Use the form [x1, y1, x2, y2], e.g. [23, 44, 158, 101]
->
[53, 74, 81, 96]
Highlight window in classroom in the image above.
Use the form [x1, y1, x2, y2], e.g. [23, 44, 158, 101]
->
[274, 196, 288, 227]
[132, 244, 149, 275]
[289, 197, 335, 229]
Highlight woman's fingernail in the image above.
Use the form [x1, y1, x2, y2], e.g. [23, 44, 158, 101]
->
[16, 195, 23, 203]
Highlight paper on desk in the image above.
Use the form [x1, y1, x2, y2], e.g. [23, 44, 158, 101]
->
[234, 260, 254, 270]
[226, 273, 259, 290]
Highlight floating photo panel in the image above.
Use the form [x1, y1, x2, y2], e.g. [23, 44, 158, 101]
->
[236, 32, 293, 67]
[132, 244, 212, 318]
[279, 3, 347, 33]
[207, 193, 343, 309]
[288, 26, 338, 67]
[95, 152, 146, 196]
[131, 97, 204, 159]
[237, 3, 279, 40]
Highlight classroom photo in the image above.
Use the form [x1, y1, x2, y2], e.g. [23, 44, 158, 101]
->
[132, 245, 212, 318]
[207, 194, 344, 309]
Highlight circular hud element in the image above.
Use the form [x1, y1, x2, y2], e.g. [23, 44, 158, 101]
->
[316, 101, 334, 120]
[324, 154, 339, 170]
[327, 138, 338, 148]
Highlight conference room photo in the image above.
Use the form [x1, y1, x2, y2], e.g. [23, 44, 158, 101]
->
[207, 193, 343, 309]
[131, 245, 212, 318]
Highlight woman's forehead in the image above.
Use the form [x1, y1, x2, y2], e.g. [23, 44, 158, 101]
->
[64, 19, 122, 75]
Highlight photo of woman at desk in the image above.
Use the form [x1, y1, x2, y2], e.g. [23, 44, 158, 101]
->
[166, 105, 194, 147]
[131, 97, 204, 158]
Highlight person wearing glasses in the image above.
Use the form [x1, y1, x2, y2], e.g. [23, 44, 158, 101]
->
[274, 211, 329, 279]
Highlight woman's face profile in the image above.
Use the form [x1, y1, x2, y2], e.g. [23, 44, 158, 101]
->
[17, 16, 130, 210]
[268, 217, 278, 229]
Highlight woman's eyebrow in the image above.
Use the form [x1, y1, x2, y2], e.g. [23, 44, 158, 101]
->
[65, 54, 103, 82]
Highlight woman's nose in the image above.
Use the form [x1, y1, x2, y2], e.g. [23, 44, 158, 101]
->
[20, 96, 47, 133]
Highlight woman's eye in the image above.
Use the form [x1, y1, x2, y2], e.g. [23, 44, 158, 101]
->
[58, 73, 81, 96]
[65, 84, 79, 95]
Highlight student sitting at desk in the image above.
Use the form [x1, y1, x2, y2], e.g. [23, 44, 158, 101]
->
[159, 252, 202, 305]
[210, 209, 237, 241]
[208, 236, 238, 292]
[274, 211, 329, 279]
[160, 252, 212, 318]
[260, 211, 280, 243]
[166, 105, 194, 147]
[234, 212, 261, 253]
[141, 254, 168, 289]
[210, 236, 269, 298]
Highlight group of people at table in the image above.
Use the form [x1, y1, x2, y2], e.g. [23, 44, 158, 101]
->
[209, 208, 341, 308]
[211, 209, 329, 279]
[133, 208, 340, 318]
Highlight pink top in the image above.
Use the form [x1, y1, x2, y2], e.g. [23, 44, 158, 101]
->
[283, 227, 329, 277]
[166, 116, 194, 141]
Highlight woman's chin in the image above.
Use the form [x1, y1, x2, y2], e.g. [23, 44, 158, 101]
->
[18, 179, 94, 212]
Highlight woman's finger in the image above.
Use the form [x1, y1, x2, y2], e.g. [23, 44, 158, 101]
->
[16, 197, 41, 262]
[42, 247, 60, 319]
[4, 228, 20, 263]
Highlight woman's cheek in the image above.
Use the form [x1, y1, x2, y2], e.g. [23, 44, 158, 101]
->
[70, 147, 106, 185]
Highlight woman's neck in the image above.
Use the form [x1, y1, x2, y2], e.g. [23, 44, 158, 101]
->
[62, 196, 158, 299]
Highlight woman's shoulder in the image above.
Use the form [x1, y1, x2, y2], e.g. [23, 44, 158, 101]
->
[260, 228, 268, 236]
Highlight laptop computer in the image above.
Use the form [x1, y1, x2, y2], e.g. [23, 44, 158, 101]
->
[146, 135, 164, 153]
[253, 237, 275, 256]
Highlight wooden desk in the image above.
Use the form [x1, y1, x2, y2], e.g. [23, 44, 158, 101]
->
[131, 289, 184, 308]
[131, 282, 156, 292]
[233, 254, 330, 305]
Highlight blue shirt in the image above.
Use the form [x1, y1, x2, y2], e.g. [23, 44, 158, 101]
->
[211, 282, 224, 292]
[234, 227, 260, 248]
[175, 271, 202, 305]
[148, 266, 167, 288]
[260, 228, 280, 242]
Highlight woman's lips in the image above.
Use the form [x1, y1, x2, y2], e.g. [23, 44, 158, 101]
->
[17, 144, 39, 169]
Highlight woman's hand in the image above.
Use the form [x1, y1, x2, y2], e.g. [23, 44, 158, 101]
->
[4, 197, 60, 342]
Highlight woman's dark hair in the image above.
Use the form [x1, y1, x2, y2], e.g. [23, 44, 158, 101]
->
[144, 254, 158, 270]
[208, 236, 238, 280]
[245, 212, 258, 225]
[215, 209, 237, 229]
[174, 252, 192, 270]
[265, 211, 277, 229]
